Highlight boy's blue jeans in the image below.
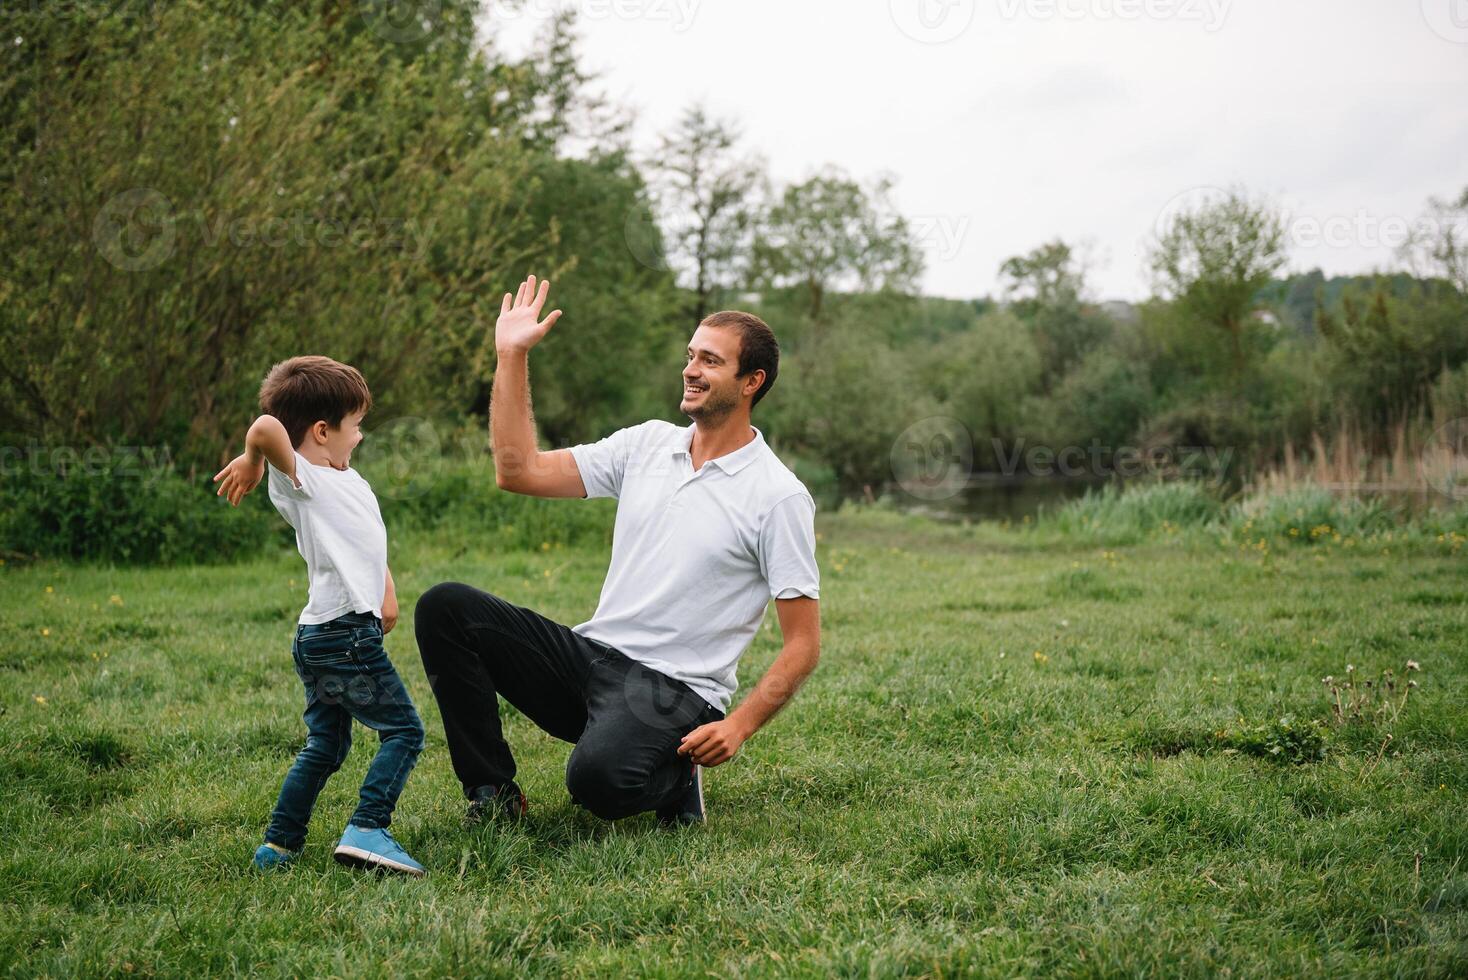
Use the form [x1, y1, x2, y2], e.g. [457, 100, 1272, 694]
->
[264, 612, 425, 852]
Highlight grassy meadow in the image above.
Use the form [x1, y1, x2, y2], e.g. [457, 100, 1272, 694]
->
[2, 508, 1466, 976]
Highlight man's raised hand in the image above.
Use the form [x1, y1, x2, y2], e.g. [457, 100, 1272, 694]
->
[495, 275, 562, 355]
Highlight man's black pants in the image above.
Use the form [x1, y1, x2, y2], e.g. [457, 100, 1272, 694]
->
[414, 582, 724, 820]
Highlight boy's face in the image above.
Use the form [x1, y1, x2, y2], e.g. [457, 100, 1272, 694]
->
[315, 409, 366, 469]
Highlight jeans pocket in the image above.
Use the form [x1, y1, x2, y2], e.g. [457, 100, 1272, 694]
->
[297, 629, 357, 668]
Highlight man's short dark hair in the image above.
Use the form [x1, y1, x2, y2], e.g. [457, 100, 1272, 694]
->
[258, 355, 373, 449]
[701, 310, 779, 408]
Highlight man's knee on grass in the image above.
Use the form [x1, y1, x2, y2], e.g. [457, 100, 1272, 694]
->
[414, 581, 477, 631]
[565, 749, 641, 821]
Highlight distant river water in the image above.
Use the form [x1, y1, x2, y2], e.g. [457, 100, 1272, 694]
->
[889, 475, 1111, 523]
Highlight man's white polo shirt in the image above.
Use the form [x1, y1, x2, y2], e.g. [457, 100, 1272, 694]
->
[568, 420, 820, 714]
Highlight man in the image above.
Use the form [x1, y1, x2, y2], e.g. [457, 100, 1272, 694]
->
[415, 275, 822, 827]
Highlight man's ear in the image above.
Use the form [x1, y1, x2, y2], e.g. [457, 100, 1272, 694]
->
[309, 420, 330, 445]
[742, 370, 765, 398]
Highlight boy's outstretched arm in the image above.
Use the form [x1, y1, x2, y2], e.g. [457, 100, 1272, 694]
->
[213, 415, 297, 506]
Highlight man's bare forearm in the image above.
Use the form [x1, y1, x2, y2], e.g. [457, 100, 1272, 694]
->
[725, 641, 819, 741]
[490, 348, 537, 488]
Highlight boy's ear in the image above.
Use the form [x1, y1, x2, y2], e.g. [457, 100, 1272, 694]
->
[309, 420, 330, 445]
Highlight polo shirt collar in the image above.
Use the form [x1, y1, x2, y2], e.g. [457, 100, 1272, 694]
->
[671, 424, 766, 475]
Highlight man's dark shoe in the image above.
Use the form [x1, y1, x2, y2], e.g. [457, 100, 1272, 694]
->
[656, 761, 704, 827]
[466, 781, 527, 825]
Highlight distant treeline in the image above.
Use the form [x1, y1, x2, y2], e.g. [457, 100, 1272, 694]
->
[3, 0, 1466, 501]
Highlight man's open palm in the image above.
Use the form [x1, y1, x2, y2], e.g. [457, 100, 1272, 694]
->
[496, 275, 562, 354]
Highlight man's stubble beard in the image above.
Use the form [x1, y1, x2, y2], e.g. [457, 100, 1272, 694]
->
[683, 383, 741, 425]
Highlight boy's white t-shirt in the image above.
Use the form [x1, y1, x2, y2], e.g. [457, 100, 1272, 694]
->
[266, 451, 388, 625]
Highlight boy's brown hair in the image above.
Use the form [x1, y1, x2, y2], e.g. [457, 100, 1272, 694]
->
[258, 356, 373, 449]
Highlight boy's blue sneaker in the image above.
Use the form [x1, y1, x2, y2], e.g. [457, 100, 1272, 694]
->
[252, 843, 299, 871]
[332, 824, 425, 877]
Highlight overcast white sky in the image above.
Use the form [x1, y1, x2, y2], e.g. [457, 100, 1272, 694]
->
[486, 0, 1468, 301]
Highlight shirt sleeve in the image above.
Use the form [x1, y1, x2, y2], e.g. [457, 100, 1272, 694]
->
[758, 492, 821, 600]
[266, 451, 315, 500]
[567, 424, 642, 500]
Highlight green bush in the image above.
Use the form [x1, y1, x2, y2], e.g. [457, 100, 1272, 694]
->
[0, 448, 616, 566]
[360, 455, 616, 550]
[1231, 487, 1395, 544]
[1045, 481, 1224, 543]
[1044, 480, 1463, 549]
[0, 453, 278, 564]
[778, 451, 841, 511]
[1412, 505, 1468, 539]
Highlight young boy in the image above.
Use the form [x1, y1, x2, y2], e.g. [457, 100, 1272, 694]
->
[213, 355, 427, 877]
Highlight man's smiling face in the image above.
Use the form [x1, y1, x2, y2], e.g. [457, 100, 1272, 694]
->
[681, 325, 748, 422]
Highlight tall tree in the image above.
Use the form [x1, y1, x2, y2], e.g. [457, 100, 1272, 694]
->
[1399, 185, 1468, 295]
[1000, 239, 1112, 387]
[647, 104, 764, 323]
[1316, 278, 1468, 431]
[750, 170, 923, 324]
[0, 1, 668, 465]
[1148, 189, 1286, 377]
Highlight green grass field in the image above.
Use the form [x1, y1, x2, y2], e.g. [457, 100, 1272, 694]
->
[3, 510, 1465, 976]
